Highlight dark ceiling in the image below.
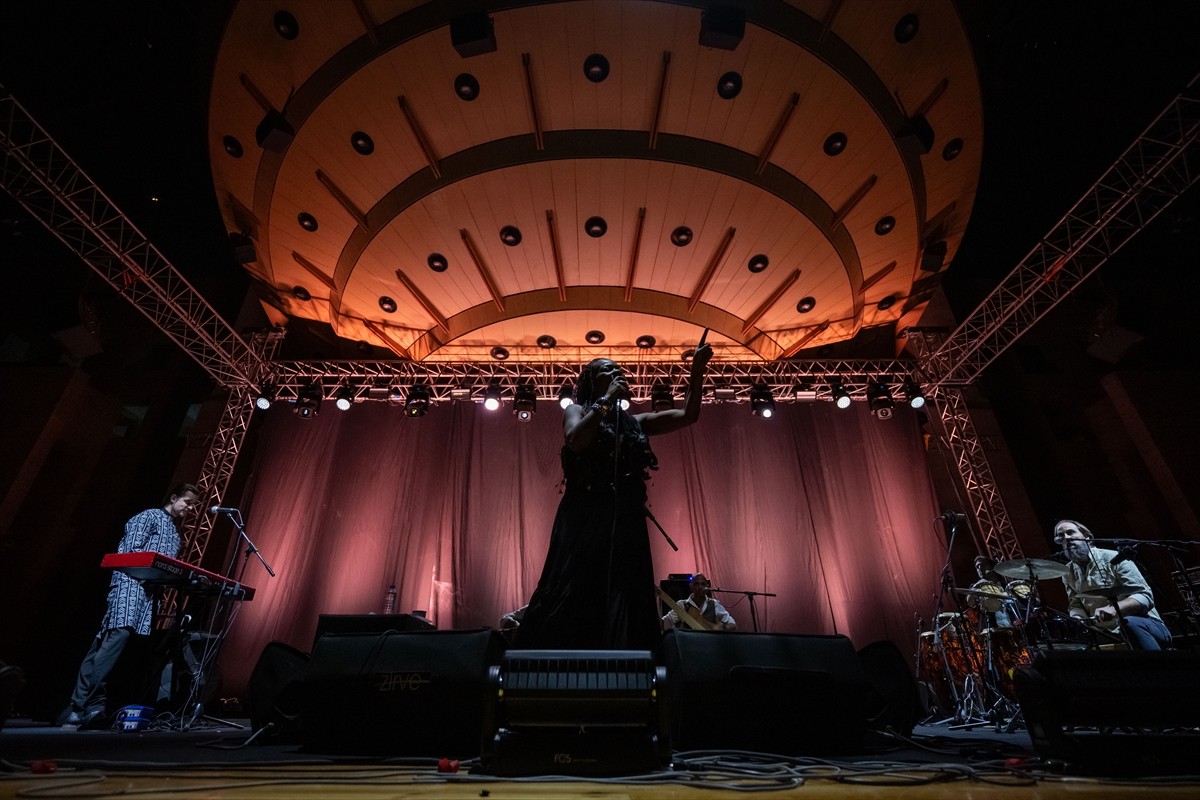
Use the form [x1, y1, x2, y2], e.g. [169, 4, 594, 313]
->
[1, 1, 1197, 371]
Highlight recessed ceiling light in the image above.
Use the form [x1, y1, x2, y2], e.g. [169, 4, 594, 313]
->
[670, 226, 693, 247]
[351, 131, 374, 155]
[292, 285, 311, 301]
[585, 330, 605, 344]
[537, 334, 557, 349]
[454, 73, 480, 101]
[636, 335, 656, 349]
[490, 346, 510, 360]
[874, 216, 895, 236]
[298, 212, 318, 232]
[942, 138, 964, 161]
[823, 132, 847, 156]
[583, 54, 610, 83]
[379, 296, 397, 313]
[274, 10, 300, 40]
[222, 136, 243, 158]
[428, 253, 448, 272]
[717, 71, 742, 100]
[748, 254, 769, 273]
[876, 294, 896, 311]
[796, 296, 816, 313]
[584, 216, 607, 238]
[894, 13, 919, 44]
[500, 226, 522, 246]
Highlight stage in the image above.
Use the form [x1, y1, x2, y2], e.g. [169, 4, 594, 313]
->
[2, 719, 1197, 799]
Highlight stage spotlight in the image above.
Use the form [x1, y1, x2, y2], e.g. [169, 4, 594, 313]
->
[513, 384, 537, 421]
[651, 382, 674, 411]
[483, 383, 503, 411]
[903, 380, 926, 409]
[618, 398, 630, 411]
[830, 380, 851, 410]
[294, 384, 322, 419]
[335, 385, 354, 411]
[254, 383, 276, 410]
[867, 381, 895, 420]
[750, 384, 775, 418]
[405, 385, 431, 417]
[558, 382, 574, 409]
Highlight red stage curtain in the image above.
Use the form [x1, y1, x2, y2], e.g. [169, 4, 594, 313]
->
[217, 401, 944, 695]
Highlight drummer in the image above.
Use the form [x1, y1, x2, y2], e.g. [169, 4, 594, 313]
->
[1054, 520, 1172, 651]
[970, 555, 1017, 629]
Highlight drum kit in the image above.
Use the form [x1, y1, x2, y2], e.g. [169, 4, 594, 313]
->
[917, 556, 1116, 728]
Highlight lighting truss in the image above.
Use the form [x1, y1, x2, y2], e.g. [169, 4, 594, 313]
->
[264, 358, 919, 406]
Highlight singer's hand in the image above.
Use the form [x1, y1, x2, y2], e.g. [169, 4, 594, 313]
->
[606, 375, 630, 402]
[691, 342, 713, 372]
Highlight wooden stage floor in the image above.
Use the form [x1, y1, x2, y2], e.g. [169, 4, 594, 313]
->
[2, 718, 1197, 800]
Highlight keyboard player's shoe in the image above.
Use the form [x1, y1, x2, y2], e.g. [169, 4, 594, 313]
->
[59, 705, 105, 730]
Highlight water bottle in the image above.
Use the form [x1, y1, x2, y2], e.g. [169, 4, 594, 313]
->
[383, 583, 397, 615]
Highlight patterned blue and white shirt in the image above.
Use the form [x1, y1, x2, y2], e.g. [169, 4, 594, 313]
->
[100, 508, 182, 635]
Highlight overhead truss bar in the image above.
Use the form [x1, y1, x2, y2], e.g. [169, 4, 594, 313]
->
[0, 85, 267, 389]
[919, 73, 1200, 387]
[265, 358, 919, 405]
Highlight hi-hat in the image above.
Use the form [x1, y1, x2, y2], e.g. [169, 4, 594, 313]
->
[993, 557, 1069, 580]
[956, 587, 1013, 600]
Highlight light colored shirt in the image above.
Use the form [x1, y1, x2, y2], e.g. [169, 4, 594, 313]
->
[1062, 546, 1163, 629]
[662, 595, 736, 630]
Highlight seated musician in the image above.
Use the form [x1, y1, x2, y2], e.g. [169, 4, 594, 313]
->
[971, 555, 1017, 628]
[661, 573, 737, 631]
[1055, 519, 1171, 651]
[58, 483, 201, 729]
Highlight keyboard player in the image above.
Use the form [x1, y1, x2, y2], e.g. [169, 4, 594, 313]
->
[58, 482, 201, 729]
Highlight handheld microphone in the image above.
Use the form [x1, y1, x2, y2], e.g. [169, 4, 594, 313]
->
[209, 505, 239, 514]
[940, 510, 967, 522]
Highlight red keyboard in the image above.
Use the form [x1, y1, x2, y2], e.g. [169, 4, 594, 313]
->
[101, 552, 256, 601]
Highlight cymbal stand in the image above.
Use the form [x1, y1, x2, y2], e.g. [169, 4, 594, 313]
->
[926, 515, 988, 727]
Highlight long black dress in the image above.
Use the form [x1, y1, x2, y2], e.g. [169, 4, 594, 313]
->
[515, 409, 661, 652]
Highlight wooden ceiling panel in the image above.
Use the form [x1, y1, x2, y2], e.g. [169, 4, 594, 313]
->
[213, 0, 982, 362]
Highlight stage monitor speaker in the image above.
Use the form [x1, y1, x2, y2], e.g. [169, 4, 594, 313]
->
[480, 649, 670, 776]
[661, 630, 869, 755]
[313, 613, 435, 648]
[302, 628, 504, 757]
[856, 639, 920, 737]
[450, 12, 497, 58]
[1014, 650, 1200, 775]
[246, 641, 309, 742]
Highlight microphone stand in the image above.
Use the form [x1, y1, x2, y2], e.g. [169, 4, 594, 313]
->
[177, 509, 276, 731]
[709, 587, 776, 632]
[643, 506, 679, 551]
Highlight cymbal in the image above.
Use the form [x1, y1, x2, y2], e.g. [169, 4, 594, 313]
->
[993, 557, 1069, 580]
[956, 587, 1013, 600]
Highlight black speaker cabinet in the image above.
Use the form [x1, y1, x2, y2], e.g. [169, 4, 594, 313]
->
[312, 613, 435, 648]
[246, 641, 309, 741]
[661, 630, 869, 755]
[856, 639, 920, 737]
[1014, 650, 1200, 775]
[302, 628, 505, 756]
